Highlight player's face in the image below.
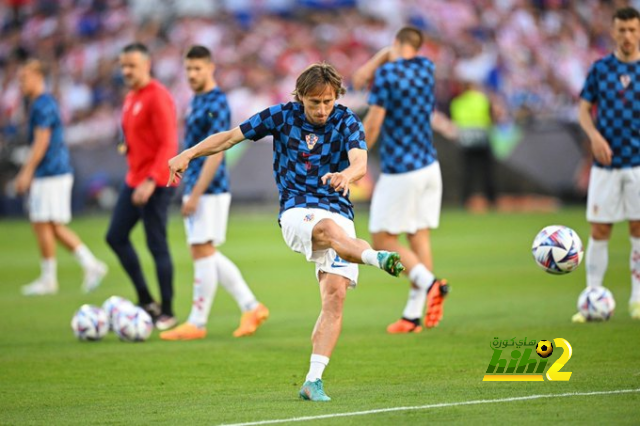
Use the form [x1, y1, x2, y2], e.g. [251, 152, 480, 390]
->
[119, 52, 151, 89]
[17, 66, 36, 96]
[185, 58, 214, 93]
[612, 18, 640, 57]
[301, 85, 336, 126]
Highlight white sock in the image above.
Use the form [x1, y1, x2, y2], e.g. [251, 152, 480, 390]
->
[408, 264, 435, 290]
[74, 244, 98, 270]
[187, 255, 219, 328]
[402, 287, 427, 320]
[41, 258, 57, 283]
[361, 249, 380, 268]
[215, 252, 259, 312]
[306, 354, 329, 382]
[586, 237, 608, 288]
[630, 238, 640, 302]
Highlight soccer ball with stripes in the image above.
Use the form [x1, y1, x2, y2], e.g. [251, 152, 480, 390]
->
[577, 286, 616, 321]
[532, 225, 583, 274]
[71, 304, 109, 341]
[114, 307, 153, 342]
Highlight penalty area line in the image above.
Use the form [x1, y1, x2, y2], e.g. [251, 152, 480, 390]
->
[220, 388, 640, 426]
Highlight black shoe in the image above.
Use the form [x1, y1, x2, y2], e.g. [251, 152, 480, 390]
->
[140, 301, 161, 321]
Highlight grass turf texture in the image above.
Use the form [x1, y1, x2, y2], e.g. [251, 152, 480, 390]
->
[0, 207, 638, 425]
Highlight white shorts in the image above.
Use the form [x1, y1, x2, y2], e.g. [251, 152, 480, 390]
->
[280, 207, 359, 288]
[183, 193, 231, 246]
[587, 166, 640, 223]
[28, 173, 73, 224]
[369, 162, 442, 234]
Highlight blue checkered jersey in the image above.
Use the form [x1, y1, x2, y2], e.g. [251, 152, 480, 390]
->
[368, 56, 437, 174]
[239, 102, 366, 220]
[580, 54, 640, 169]
[183, 88, 230, 195]
[28, 93, 72, 178]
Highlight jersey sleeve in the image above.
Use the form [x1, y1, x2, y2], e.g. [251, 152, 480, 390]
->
[32, 99, 56, 129]
[239, 104, 284, 141]
[344, 111, 367, 151]
[368, 67, 390, 109]
[580, 63, 598, 103]
[207, 101, 231, 135]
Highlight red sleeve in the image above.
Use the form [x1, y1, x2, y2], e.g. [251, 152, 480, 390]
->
[148, 88, 178, 184]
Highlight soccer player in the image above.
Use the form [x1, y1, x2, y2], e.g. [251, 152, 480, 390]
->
[167, 62, 405, 401]
[353, 27, 449, 334]
[15, 59, 107, 296]
[106, 43, 178, 331]
[160, 46, 269, 341]
[575, 6, 640, 322]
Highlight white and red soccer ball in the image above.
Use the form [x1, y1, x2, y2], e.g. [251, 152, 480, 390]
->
[71, 304, 109, 341]
[532, 225, 584, 274]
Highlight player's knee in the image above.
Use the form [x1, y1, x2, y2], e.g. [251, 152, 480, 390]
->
[629, 222, 640, 238]
[105, 229, 123, 249]
[591, 224, 612, 240]
[371, 232, 394, 250]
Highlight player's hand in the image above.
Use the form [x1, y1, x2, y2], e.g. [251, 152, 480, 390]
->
[590, 133, 613, 166]
[132, 179, 156, 206]
[181, 194, 199, 217]
[15, 170, 33, 195]
[321, 172, 351, 196]
[167, 151, 191, 186]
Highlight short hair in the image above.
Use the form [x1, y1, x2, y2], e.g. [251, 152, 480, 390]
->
[613, 7, 640, 21]
[185, 45, 212, 61]
[121, 42, 150, 57]
[395, 26, 423, 50]
[292, 62, 346, 102]
[22, 58, 47, 77]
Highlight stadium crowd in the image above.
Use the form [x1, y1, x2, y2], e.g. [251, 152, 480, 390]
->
[0, 0, 637, 149]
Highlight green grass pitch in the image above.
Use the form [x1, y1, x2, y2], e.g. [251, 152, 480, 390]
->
[0, 207, 638, 425]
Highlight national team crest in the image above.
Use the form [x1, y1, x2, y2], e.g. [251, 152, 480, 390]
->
[305, 133, 318, 150]
[620, 74, 631, 89]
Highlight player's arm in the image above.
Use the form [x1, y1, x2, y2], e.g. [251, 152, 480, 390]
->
[431, 110, 458, 140]
[15, 127, 50, 195]
[578, 99, 612, 166]
[168, 127, 245, 186]
[353, 47, 391, 91]
[181, 153, 224, 216]
[321, 148, 367, 196]
[363, 105, 386, 149]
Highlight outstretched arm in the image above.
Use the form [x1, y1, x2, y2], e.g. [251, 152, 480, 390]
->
[352, 47, 391, 91]
[578, 99, 612, 166]
[168, 126, 245, 186]
[363, 105, 386, 149]
[321, 148, 367, 196]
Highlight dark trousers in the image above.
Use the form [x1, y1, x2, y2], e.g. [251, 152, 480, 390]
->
[462, 146, 496, 204]
[106, 184, 174, 316]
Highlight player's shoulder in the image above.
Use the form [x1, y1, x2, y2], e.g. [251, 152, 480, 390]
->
[590, 54, 617, 71]
[32, 93, 58, 113]
[148, 80, 175, 102]
[332, 104, 362, 125]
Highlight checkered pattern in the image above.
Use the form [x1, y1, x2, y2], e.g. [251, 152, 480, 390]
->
[183, 88, 230, 195]
[240, 102, 366, 220]
[368, 56, 437, 174]
[580, 54, 640, 169]
[28, 93, 72, 178]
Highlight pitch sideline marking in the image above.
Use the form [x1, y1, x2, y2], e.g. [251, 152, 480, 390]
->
[220, 388, 640, 426]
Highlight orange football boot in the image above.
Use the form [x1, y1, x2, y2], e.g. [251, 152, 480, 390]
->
[425, 279, 450, 329]
[386, 318, 423, 334]
[233, 303, 269, 337]
[159, 323, 206, 341]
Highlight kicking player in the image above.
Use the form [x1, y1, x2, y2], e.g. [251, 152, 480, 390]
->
[575, 6, 640, 321]
[16, 59, 107, 296]
[353, 27, 449, 334]
[160, 46, 268, 341]
[168, 62, 405, 401]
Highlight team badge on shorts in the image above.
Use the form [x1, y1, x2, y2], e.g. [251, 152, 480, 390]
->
[620, 74, 630, 89]
[303, 213, 315, 222]
[305, 133, 318, 150]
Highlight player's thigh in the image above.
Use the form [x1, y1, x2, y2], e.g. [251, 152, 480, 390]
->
[29, 174, 73, 224]
[106, 184, 141, 240]
[183, 193, 230, 246]
[417, 162, 442, 230]
[369, 171, 418, 234]
[141, 187, 173, 247]
[280, 208, 335, 260]
[317, 270, 352, 307]
[586, 167, 623, 223]
[622, 167, 640, 221]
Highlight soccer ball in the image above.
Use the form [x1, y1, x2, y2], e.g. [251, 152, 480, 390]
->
[532, 225, 584, 274]
[71, 304, 109, 341]
[536, 340, 553, 358]
[114, 307, 153, 342]
[102, 296, 136, 331]
[577, 286, 616, 321]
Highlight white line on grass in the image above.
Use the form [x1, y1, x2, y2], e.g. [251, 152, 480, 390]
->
[220, 388, 640, 426]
